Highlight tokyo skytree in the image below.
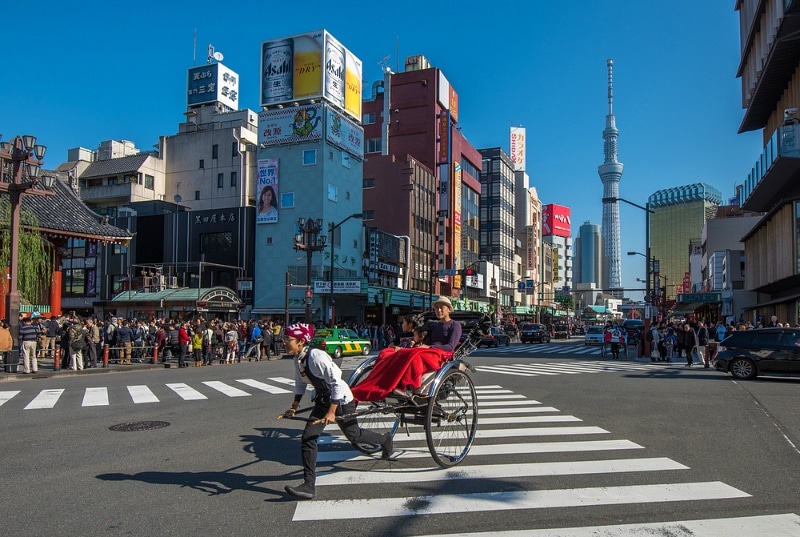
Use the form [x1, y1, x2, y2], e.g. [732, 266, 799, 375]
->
[598, 58, 623, 293]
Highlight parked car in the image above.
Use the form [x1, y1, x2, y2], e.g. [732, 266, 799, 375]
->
[584, 325, 605, 346]
[309, 328, 371, 360]
[622, 319, 644, 345]
[478, 327, 511, 348]
[714, 328, 800, 379]
[520, 323, 551, 344]
[553, 324, 570, 339]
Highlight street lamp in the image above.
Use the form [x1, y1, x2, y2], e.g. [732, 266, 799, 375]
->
[603, 196, 654, 356]
[328, 212, 362, 326]
[0, 135, 55, 367]
[294, 217, 326, 323]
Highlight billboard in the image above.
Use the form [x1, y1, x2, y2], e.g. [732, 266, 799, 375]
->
[326, 106, 364, 159]
[258, 104, 323, 147]
[510, 127, 526, 171]
[260, 30, 362, 121]
[542, 204, 571, 237]
[187, 63, 239, 110]
[256, 158, 279, 224]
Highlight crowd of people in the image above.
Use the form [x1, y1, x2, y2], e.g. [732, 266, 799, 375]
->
[0, 314, 287, 373]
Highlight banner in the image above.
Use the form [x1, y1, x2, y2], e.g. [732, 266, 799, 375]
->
[256, 159, 279, 224]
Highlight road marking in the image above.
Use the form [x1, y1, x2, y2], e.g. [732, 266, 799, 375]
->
[236, 379, 291, 394]
[202, 381, 250, 397]
[24, 389, 65, 409]
[82, 387, 109, 407]
[316, 439, 643, 463]
[166, 383, 207, 400]
[316, 457, 689, 486]
[320, 425, 610, 445]
[0, 391, 20, 407]
[421, 514, 800, 537]
[479, 415, 582, 425]
[292, 481, 750, 521]
[478, 400, 543, 406]
[127, 385, 159, 404]
[478, 406, 560, 414]
[268, 376, 297, 386]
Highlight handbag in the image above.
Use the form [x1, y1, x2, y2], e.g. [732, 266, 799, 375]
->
[71, 338, 88, 351]
[650, 348, 660, 359]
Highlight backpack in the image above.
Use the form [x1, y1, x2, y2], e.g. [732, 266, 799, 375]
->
[106, 324, 117, 346]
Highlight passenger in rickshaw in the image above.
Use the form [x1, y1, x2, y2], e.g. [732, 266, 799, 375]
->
[350, 296, 462, 402]
[280, 323, 393, 501]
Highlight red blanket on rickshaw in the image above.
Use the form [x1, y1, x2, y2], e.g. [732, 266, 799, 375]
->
[350, 346, 449, 402]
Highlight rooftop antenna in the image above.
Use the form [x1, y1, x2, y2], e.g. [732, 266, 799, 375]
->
[379, 55, 391, 73]
[207, 44, 224, 64]
[193, 29, 197, 65]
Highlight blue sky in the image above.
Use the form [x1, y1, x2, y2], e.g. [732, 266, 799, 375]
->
[3, 1, 763, 297]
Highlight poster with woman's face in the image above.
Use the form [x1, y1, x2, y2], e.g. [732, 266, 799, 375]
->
[257, 158, 279, 224]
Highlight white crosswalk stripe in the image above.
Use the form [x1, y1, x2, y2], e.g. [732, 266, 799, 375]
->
[237, 378, 291, 394]
[165, 383, 207, 400]
[24, 389, 64, 409]
[292, 385, 756, 531]
[0, 390, 20, 407]
[127, 385, 159, 404]
[476, 359, 671, 377]
[202, 381, 250, 397]
[82, 387, 109, 406]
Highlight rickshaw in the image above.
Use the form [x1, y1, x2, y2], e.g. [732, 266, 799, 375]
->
[341, 313, 491, 467]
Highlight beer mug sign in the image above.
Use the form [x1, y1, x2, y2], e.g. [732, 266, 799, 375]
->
[293, 34, 322, 99]
[262, 39, 293, 105]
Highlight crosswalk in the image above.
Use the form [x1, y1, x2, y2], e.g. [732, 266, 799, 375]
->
[486, 343, 607, 355]
[292, 385, 796, 535]
[475, 359, 673, 377]
[0, 377, 296, 410]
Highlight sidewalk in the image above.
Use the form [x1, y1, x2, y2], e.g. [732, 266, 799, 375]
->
[0, 353, 291, 382]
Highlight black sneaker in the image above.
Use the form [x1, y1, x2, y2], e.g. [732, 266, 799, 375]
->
[285, 483, 315, 500]
[381, 432, 394, 460]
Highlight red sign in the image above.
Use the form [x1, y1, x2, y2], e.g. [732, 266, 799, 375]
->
[542, 204, 571, 237]
[438, 111, 449, 164]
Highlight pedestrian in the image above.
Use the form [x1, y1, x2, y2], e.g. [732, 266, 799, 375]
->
[191, 328, 204, 367]
[19, 316, 39, 374]
[683, 324, 698, 367]
[280, 323, 393, 501]
[648, 325, 661, 361]
[768, 315, 780, 327]
[67, 320, 88, 371]
[178, 322, 191, 368]
[609, 324, 622, 359]
[85, 317, 101, 368]
[224, 323, 238, 364]
[696, 321, 710, 368]
[663, 328, 676, 362]
[0, 320, 12, 368]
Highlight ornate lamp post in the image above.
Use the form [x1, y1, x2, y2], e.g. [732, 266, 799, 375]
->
[328, 212, 362, 327]
[294, 217, 326, 324]
[0, 135, 55, 361]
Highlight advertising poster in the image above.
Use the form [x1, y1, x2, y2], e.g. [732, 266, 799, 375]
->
[260, 30, 363, 123]
[510, 127, 526, 171]
[257, 158, 279, 224]
[187, 63, 239, 110]
[542, 203, 571, 237]
[326, 107, 364, 159]
[258, 104, 323, 146]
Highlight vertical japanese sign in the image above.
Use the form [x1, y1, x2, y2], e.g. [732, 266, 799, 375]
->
[256, 158, 279, 224]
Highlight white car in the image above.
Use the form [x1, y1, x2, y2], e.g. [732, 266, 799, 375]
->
[584, 326, 605, 346]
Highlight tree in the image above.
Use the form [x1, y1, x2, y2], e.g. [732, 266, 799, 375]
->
[0, 204, 52, 306]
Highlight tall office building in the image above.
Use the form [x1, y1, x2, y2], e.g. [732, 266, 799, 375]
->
[648, 183, 722, 299]
[598, 59, 624, 295]
[575, 221, 603, 287]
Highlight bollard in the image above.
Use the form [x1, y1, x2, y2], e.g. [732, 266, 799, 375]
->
[54, 347, 61, 370]
[151, 345, 158, 364]
[103, 345, 109, 367]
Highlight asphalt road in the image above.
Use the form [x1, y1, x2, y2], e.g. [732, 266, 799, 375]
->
[2, 340, 799, 536]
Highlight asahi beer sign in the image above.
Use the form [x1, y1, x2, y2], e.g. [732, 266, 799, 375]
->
[260, 30, 362, 121]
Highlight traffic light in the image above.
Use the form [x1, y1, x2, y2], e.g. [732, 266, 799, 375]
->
[459, 268, 476, 277]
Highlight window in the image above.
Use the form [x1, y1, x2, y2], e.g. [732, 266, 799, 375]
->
[231, 171, 237, 187]
[363, 112, 376, 125]
[212, 144, 219, 159]
[108, 177, 119, 186]
[342, 152, 351, 168]
[144, 174, 154, 190]
[302, 149, 316, 165]
[200, 232, 234, 264]
[363, 178, 375, 188]
[328, 183, 338, 202]
[362, 210, 374, 220]
[217, 173, 224, 188]
[199, 159, 205, 169]
[281, 192, 295, 208]
[195, 190, 200, 200]
[366, 138, 381, 153]
[232, 141, 239, 157]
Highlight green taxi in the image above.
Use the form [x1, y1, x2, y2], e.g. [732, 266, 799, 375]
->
[309, 327, 372, 359]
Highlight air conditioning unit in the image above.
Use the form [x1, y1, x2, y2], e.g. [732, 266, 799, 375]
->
[168, 276, 178, 288]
